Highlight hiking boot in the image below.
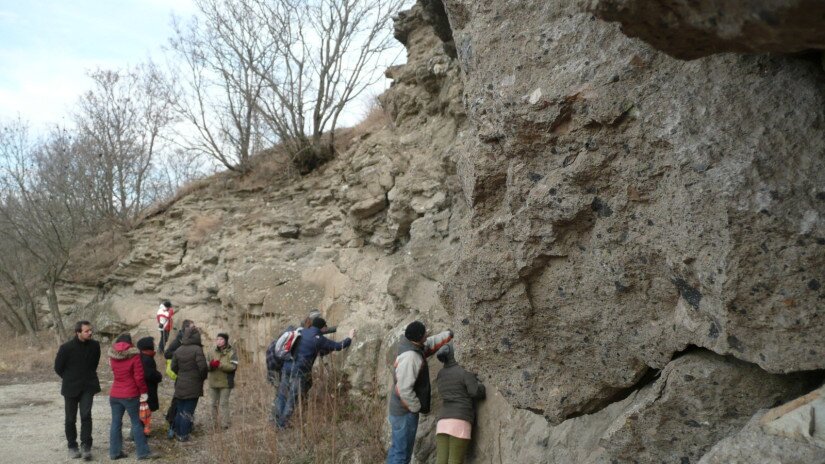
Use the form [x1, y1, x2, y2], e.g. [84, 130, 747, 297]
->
[176, 434, 190, 442]
[81, 447, 92, 461]
[110, 452, 128, 460]
[68, 447, 81, 459]
[137, 451, 162, 460]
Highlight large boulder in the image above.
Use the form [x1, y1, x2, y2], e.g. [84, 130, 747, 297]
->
[442, 0, 825, 425]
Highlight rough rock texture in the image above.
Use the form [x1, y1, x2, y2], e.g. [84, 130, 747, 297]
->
[592, 0, 825, 60]
[442, 0, 825, 426]
[470, 349, 816, 464]
[700, 404, 825, 464]
[49, 0, 825, 463]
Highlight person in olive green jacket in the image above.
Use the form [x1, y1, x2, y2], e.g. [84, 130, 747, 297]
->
[207, 333, 238, 430]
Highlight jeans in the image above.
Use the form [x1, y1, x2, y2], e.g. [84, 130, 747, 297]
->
[173, 398, 199, 438]
[209, 387, 232, 428]
[109, 397, 150, 459]
[64, 390, 95, 450]
[385, 412, 419, 464]
[275, 369, 309, 428]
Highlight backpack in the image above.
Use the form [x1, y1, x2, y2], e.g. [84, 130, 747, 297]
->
[266, 325, 301, 377]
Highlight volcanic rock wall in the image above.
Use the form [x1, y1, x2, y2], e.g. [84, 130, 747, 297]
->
[54, 1, 825, 462]
[440, 0, 824, 461]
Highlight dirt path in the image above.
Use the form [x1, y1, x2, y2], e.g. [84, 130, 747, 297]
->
[0, 378, 207, 463]
[0, 381, 112, 463]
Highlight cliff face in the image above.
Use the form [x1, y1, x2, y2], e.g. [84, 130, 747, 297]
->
[55, 1, 825, 462]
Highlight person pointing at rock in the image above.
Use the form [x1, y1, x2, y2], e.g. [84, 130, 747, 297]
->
[386, 321, 453, 464]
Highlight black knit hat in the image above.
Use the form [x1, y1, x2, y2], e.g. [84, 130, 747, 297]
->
[312, 317, 327, 329]
[136, 336, 155, 351]
[217, 333, 229, 343]
[404, 321, 426, 342]
[115, 333, 132, 344]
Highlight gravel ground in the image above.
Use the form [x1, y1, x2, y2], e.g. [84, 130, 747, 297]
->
[0, 357, 211, 463]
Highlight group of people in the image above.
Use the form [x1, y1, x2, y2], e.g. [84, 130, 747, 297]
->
[55, 305, 484, 463]
[265, 312, 486, 464]
[54, 303, 238, 461]
[386, 321, 486, 464]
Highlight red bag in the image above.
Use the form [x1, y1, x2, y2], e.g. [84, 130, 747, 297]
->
[139, 401, 151, 435]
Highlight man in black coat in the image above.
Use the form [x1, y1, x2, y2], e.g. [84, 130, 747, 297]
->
[54, 320, 101, 461]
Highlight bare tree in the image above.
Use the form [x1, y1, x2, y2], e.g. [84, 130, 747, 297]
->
[170, 0, 404, 174]
[73, 63, 176, 223]
[0, 120, 95, 338]
[254, 0, 405, 172]
[168, 0, 274, 173]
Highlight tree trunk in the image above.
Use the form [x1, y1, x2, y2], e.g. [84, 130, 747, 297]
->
[46, 281, 66, 339]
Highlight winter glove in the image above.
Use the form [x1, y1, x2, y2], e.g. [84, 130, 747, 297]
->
[140, 393, 148, 402]
[209, 360, 220, 369]
[158, 324, 164, 331]
[448, 329, 454, 338]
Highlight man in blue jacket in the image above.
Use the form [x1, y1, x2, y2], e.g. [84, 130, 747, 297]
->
[274, 317, 354, 428]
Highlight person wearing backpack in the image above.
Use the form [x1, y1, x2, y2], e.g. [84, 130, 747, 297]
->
[273, 317, 355, 428]
[207, 332, 238, 430]
[386, 321, 453, 464]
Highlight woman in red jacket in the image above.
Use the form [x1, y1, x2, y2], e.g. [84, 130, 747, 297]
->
[108, 333, 159, 460]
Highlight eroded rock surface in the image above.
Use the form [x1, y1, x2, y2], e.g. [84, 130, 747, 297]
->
[592, 0, 825, 60]
[49, 0, 825, 463]
[442, 0, 825, 426]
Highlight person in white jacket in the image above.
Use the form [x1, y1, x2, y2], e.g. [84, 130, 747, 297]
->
[156, 301, 174, 353]
[386, 321, 452, 464]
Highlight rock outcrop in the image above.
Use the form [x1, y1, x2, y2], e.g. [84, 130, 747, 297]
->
[51, 0, 825, 462]
[592, 0, 825, 60]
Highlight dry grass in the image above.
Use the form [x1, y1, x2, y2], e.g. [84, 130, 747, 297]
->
[334, 103, 393, 155]
[235, 147, 298, 191]
[0, 329, 61, 382]
[187, 214, 223, 247]
[136, 176, 216, 225]
[201, 355, 387, 464]
[67, 229, 131, 284]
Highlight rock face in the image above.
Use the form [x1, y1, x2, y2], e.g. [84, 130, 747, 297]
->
[591, 0, 825, 60]
[52, 0, 825, 463]
[441, 0, 825, 425]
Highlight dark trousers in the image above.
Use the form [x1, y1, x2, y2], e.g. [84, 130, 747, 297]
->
[64, 390, 95, 450]
[173, 398, 199, 438]
[158, 330, 169, 354]
[165, 396, 178, 425]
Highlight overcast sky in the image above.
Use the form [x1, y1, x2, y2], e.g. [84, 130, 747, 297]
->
[0, 0, 399, 134]
[0, 0, 199, 129]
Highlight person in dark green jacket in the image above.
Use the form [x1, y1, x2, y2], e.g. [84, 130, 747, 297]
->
[434, 344, 485, 464]
[170, 326, 207, 441]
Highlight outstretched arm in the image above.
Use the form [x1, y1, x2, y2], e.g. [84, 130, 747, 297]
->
[423, 330, 453, 357]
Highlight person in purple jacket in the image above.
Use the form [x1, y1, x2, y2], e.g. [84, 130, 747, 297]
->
[273, 317, 355, 428]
